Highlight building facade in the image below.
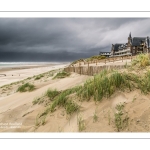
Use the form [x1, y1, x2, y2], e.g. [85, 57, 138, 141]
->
[110, 33, 150, 57]
[99, 51, 111, 57]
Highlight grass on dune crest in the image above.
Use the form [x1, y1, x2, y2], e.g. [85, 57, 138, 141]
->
[70, 55, 106, 65]
[132, 53, 150, 67]
[77, 69, 133, 101]
[53, 70, 70, 79]
[34, 74, 44, 80]
[17, 83, 35, 92]
[34, 87, 81, 126]
[49, 87, 81, 113]
[77, 68, 150, 101]
[34, 67, 150, 127]
[34, 54, 150, 127]
[46, 89, 60, 100]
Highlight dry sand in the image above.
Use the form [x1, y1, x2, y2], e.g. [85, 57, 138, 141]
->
[74, 58, 132, 67]
[0, 60, 150, 132]
[0, 63, 69, 87]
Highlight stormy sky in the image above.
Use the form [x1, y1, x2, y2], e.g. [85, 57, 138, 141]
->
[0, 18, 150, 62]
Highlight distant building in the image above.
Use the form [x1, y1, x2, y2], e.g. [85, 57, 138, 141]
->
[111, 43, 131, 57]
[99, 51, 111, 57]
[110, 32, 150, 57]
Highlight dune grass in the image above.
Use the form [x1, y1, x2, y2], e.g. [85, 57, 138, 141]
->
[77, 114, 86, 132]
[33, 54, 150, 128]
[114, 103, 129, 132]
[70, 55, 106, 65]
[32, 97, 41, 105]
[85, 55, 106, 61]
[34, 67, 150, 126]
[17, 83, 35, 92]
[77, 69, 134, 101]
[34, 74, 44, 80]
[93, 111, 98, 123]
[53, 70, 70, 79]
[65, 100, 79, 115]
[45, 89, 60, 100]
[34, 86, 81, 127]
[49, 87, 80, 113]
[132, 53, 150, 67]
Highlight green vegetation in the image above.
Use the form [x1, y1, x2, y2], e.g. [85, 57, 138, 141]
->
[0, 69, 58, 90]
[70, 55, 106, 65]
[49, 87, 80, 113]
[93, 111, 98, 123]
[86, 55, 106, 61]
[77, 114, 86, 132]
[17, 83, 35, 92]
[77, 69, 133, 101]
[46, 89, 60, 100]
[70, 58, 85, 65]
[32, 53, 150, 128]
[114, 103, 129, 132]
[33, 97, 41, 105]
[53, 70, 70, 79]
[33, 87, 81, 126]
[65, 100, 79, 115]
[34, 74, 44, 80]
[34, 68, 150, 127]
[132, 53, 150, 67]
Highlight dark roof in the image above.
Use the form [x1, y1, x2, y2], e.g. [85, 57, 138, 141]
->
[114, 43, 125, 51]
[132, 37, 146, 46]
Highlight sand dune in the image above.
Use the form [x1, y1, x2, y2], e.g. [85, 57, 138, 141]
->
[0, 70, 90, 132]
[1, 61, 150, 132]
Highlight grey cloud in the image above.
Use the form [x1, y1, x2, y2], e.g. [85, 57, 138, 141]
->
[0, 18, 150, 61]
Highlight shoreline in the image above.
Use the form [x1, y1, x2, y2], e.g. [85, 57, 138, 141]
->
[0, 63, 69, 87]
[0, 62, 69, 73]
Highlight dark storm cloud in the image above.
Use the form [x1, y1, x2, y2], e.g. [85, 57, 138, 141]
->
[0, 18, 150, 61]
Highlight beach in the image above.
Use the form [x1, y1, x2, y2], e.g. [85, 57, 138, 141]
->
[0, 60, 150, 132]
[0, 63, 69, 87]
[0, 62, 90, 132]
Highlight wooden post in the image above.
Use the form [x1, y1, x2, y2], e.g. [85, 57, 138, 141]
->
[105, 58, 106, 64]
[79, 62, 81, 75]
[73, 65, 75, 72]
[96, 60, 97, 65]
[122, 56, 123, 62]
[88, 62, 89, 75]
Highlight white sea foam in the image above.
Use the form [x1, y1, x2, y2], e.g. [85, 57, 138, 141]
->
[0, 62, 69, 69]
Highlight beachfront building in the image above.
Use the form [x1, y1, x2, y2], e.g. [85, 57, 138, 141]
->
[111, 43, 131, 57]
[99, 51, 111, 57]
[110, 33, 150, 57]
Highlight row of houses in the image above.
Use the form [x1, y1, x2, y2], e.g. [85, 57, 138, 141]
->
[99, 33, 150, 57]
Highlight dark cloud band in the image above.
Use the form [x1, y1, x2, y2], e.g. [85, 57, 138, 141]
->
[0, 18, 149, 61]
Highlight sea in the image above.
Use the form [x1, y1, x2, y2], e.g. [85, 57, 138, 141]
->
[0, 62, 67, 69]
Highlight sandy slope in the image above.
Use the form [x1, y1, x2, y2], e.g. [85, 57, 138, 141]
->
[34, 90, 150, 132]
[1, 71, 150, 132]
[1, 61, 150, 132]
[0, 72, 90, 132]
